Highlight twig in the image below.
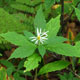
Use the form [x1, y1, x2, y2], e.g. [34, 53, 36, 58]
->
[74, 72, 80, 79]
[60, 0, 64, 28]
[34, 68, 38, 80]
[64, 1, 80, 24]
[68, 68, 80, 79]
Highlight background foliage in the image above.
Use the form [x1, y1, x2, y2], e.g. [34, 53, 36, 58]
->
[0, 0, 80, 80]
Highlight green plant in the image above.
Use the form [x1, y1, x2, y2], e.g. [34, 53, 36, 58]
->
[58, 72, 80, 80]
[1, 7, 80, 79]
[0, 59, 32, 80]
[0, 0, 80, 80]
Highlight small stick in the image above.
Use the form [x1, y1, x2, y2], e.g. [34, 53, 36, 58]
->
[34, 68, 38, 80]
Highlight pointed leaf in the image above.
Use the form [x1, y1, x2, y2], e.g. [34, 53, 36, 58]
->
[34, 7, 46, 30]
[0, 32, 29, 46]
[18, 59, 25, 69]
[7, 66, 15, 76]
[13, 72, 26, 80]
[0, 60, 15, 76]
[75, 8, 80, 21]
[38, 60, 70, 75]
[46, 15, 60, 37]
[23, 30, 34, 40]
[24, 53, 41, 72]
[47, 36, 67, 44]
[74, 41, 80, 53]
[72, 0, 79, 6]
[0, 67, 7, 80]
[38, 45, 46, 57]
[0, 60, 14, 68]
[74, 33, 80, 42]
[46, 43, 80, 57]
[9, 45, 36, 59]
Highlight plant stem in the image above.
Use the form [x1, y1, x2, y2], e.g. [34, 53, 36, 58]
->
[46, 73, 50, 80]
[43, 56, 49, 80]
[34, 68, 38, 80]
[70, 57, 76, 71]
[60, 0, 64, 33]
[74, 72, 80, 79]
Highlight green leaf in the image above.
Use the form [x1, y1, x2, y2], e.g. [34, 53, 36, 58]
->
[24, 53, 41, 72]
[72, 0, 80, 6]
[12, 13, 34, 31]
[64, 3, 73, 14]
[25, 72, 32, 77]
[13, 72, 26, 80]
[7, 66, 15, 76]
[18, 59, 25, 69]
[0, 53, 2, 56]
[34, 7, 46, 30]
[46, 43, 80, 57]
[0, 32, 29, 46]
[74, 41, 80, 53]
[78, 4, 80, 10]
[46, 15, 60, 38]
[0, 60, 15, 76]
[0, 67, 7, 80]
[23, 30, 34, 40]
[0, 60, 14, 68]
[38, 45, 46, 57]
[9, 45, 36, 59]
[11, 3, 35, 14]
[16, 0, 42, 6]
[45, 0, 55, 9]
[0, 8, 26, 33]
[16, 0, 30, 4]
[75, 8, 80, 21]
[74, 32, 80, 42]
[58, 72, 80, 80]
[47, 36, 67, 44]
[38, 60, 70, 75]
[58, 74, 67, 80]
[17, 70, 32, 77]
